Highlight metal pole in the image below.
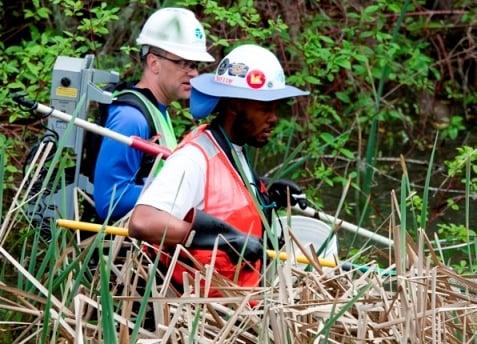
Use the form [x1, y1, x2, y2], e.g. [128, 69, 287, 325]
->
[294, 206, 394, 247]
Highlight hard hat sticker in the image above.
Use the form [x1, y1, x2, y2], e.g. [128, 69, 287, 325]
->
[276, 71, 285, 83]
[215, 75, 233, 85]
[194, 27, 203, 40]
[246, 70, 266, 89]
[217, 58, 229, 75]
[228, 63, 248, 78]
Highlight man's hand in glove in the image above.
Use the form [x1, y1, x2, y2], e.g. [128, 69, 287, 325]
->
[186, 209, 263, 264]
[267, 179, 308, 210]
[130, 206, 262, 264]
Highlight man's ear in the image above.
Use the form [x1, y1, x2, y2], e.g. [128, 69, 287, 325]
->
[225, 99, 241, 118]
[146, 54, 161, 75]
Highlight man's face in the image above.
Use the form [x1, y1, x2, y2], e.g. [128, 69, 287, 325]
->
[152, 51, 199, 103]
[231, 99, 280, 147]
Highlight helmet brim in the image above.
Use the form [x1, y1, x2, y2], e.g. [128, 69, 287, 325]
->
[162, 46, 215, 62]
[190, 74, 309, 101]
[137, 39, 215, 62]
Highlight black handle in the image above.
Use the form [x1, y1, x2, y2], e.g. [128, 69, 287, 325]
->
[12, 92, 37, 110]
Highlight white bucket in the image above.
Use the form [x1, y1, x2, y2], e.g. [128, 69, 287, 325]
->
[273, 215, 338, 261]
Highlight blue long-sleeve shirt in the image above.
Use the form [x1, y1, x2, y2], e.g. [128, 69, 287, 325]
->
[93, 101, 167, 220]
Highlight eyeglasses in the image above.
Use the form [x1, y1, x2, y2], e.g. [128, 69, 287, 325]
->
[151, 52, 199, 71]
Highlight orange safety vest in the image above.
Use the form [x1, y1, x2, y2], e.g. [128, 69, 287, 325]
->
[168, 125, 263, 294]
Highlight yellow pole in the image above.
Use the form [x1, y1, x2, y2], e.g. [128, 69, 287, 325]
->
[56, 219, 337, 267]
[265, 250, 337, 268]
[56, 219, 129, 237]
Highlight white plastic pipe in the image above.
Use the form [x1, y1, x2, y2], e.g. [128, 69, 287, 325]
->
[294, 206, 394, 247]
[34, 102, 171, 157]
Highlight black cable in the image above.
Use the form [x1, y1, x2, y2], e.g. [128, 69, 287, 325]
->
[39, 105, 55, 120]
[13, 93, 70, 241]
[22, 132, 58, 177]
[20, 102, 61, 240]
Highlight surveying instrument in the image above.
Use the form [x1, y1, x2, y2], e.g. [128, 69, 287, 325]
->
[27, 55, 119, 229]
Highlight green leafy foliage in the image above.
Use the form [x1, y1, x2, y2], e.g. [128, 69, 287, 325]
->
[0, 134, 21, 190]
[446, 146, 477, 192]
[439, 115, 466, 140]
[0, 0, 123, 194]
[437, 222, 477, 274]
[438, 223, 476, 243]
[3, 1, 475, 221]
[1, 1, 121, 123]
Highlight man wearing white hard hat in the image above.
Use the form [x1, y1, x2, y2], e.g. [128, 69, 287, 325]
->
[93, 8, 214, 221]
[129, 44, 308, 294]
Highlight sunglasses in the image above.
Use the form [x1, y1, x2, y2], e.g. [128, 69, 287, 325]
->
[151, 52, 199, 71]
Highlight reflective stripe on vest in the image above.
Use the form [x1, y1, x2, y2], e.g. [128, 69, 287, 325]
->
[168, 126, 262, 292]
[193, 133, 219, 158]
[114, 89, 177, 176]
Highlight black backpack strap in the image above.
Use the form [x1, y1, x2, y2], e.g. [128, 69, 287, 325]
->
[82, 86, 160, 184]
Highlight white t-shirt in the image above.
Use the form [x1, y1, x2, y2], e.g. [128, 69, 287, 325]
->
[137, 131, 256, 220]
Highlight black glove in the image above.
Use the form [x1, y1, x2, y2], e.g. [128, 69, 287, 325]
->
[186, 209, 263, 264]
[268, 179, 308, 210]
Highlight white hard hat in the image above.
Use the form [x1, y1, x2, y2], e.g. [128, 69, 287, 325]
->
[136, 8, 214, 62]
[190, 44, 308, 118]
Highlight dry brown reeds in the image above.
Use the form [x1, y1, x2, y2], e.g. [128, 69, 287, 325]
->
[1, 222, 477, 342]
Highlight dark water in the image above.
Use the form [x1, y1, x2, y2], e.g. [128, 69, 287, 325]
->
[314, 133, 477, 258]
[252, 129, 477, 257]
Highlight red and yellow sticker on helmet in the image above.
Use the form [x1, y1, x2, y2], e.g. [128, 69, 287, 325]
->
[246, 70, 266, 89]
